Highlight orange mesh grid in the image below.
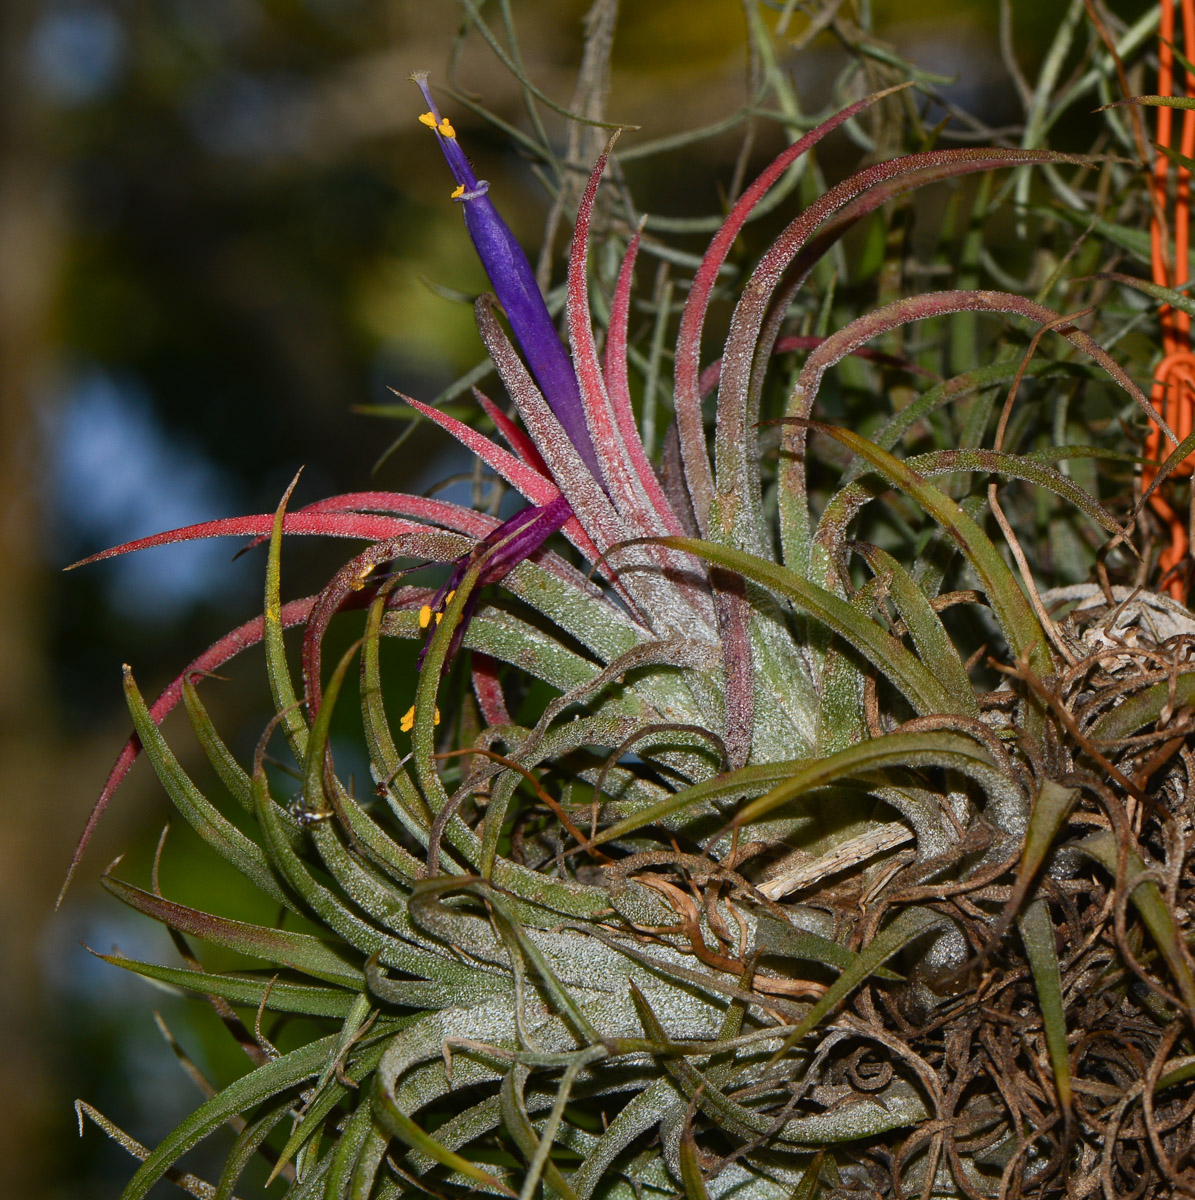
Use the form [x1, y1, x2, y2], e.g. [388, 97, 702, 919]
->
[1143, 0, 1195, 598]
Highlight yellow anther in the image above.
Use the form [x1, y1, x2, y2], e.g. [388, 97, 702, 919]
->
[438, 117, 455, 138]
[445, 590, 456, 604]
[451, 183, 465, 199]
[418, 111, 438, 129]
[400, 704, 440, 733]
[418, 605, 432, 629]
[434, 611, 443, 625]
[351, 562, 376, 591]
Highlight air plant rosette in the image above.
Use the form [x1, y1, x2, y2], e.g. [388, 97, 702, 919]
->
[68, 32, 1195, 1200]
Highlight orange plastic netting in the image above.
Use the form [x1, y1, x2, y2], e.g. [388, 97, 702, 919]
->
[1143, 0, 1195, 597]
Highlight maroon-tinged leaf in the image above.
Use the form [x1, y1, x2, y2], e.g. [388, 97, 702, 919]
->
[59, 597, 317, 906]
[788, 151, 1089, 288]
[740, 151, 1092, 477]
[471, 653, 511, 727]
[603, 225, 686, 535]
[473, 295, 655, 605]
[567, 139, 678, 539]
[67, 510, 421, 569]
[673, 85, 912, 533]
[695, 334, 938, 397]
[64, 505, 522, 901]
[293, 490, 509, 537]
[292, 490, 621, 613]
[712, 571, 754, 771]
[228, 488, 502, 559]
[474, 390, 550, 474]
[397, 391, 560, 505]
[474, 295, 614, 563]
[715, 152, 1094, 562]
[102, 875, 363, 985]
[779, 289, 1173, 572]
[566, 148, 715, 629]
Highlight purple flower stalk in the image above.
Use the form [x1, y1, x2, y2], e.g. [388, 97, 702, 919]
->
[411, 74, 605, 664]
[412, 73, 602, 481]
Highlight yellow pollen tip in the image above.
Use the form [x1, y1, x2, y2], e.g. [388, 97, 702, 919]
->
[451, 184, 465, 199]
[435, 611, 443, 625]
[418, 605, 432, 629]
[418, 111, 438, 129]
[401, 704, 440, 731]
[438, 118, 455, 138]
[445, 590, 456, 603]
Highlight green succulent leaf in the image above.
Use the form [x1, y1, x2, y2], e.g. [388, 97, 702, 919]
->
[802, 423, 1054, 688]
[264, 475, 309, 762]
[773, 906, 947, 1052]
[852, 543, 979, 717]
[101, 875, 364, 986]
[1088, 671, 1195, 741]
[1074, 832, 1195, 1018]
[181, 679, 255, 815]
[122, 666, 294, 910]
[116, 1034, 343, 1200]
[95, 952, 362, 1017]
[649, 536, 961, 716]
[1018, 897, 1072, 1110]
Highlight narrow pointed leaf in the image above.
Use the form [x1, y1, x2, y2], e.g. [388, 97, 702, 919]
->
[180, 680, 254, 816]
[801, 425, 1054, 684]
[1074, 832, 1195, 1016]
[101, 876, 363, 985]
[265, 476, 308, 762]
[122, 666, 293, 909]
[775, 907, 946, 1051]
[853, 544, 979, 717]
[115, 1035, 339, 1200]
[96, 952, 361, 1017]
[649, 537, 963, 716]
[1018, 897, 1072, 1109]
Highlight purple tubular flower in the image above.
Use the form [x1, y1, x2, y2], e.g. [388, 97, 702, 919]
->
[416, 493, 573, 667]
[412, 73, 603, 482]
[409, 75, 606, 671]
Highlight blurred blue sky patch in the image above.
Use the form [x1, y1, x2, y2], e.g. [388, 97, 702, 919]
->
[44, 368, 254, 621]
[27, 1, 125, 106]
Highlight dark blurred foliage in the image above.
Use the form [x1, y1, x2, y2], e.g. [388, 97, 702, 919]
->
[0, 0, 1154, 1196]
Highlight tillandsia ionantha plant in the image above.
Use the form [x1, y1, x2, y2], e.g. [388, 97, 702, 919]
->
[66, 2, 1195, 1197]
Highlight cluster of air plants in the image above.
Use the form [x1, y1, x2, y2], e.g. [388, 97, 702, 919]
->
[70, 2, 1195, 1197]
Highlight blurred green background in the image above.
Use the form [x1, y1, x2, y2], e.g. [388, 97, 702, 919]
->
[0, 1, 1151, 1195]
